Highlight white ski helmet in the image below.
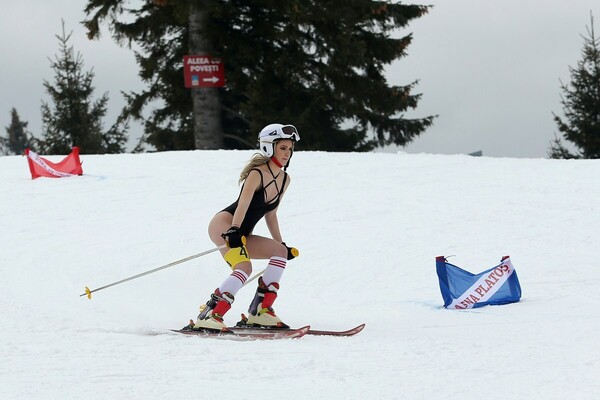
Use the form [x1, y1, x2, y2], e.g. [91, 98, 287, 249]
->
[258, 123, 300, 157]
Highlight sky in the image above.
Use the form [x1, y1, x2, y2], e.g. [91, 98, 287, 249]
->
[1, 150, 598, 399]
[1, 0, 599, 158]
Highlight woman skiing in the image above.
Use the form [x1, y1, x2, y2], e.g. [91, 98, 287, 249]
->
[191, 123, 300, 331]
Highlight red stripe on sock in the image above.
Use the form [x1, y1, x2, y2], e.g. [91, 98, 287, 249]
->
[232, 271, 247, 284]
[269, 260, 286, 269]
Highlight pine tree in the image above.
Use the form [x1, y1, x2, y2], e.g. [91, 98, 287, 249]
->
[39, 21, 128, 155]
[549, 13, 600, 159]
[84, 0, 435, 152]
[1, 108, 32, 155]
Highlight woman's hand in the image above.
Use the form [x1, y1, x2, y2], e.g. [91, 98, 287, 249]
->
[222, 226, 245, 248]
[282, 242, 299, 260]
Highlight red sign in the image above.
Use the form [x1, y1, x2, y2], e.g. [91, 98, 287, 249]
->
[183, 55, 225, 88]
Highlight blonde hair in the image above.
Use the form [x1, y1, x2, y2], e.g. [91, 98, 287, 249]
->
[239, 153, 270, 184]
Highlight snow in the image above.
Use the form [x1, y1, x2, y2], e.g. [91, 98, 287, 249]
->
[1, 150, 599, 399]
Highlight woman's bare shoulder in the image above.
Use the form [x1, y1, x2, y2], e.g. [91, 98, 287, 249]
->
[244, 168, 262, 188]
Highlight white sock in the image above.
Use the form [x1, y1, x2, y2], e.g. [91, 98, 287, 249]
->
[218, 269, 249, 296]
[262, 256, 287, 285]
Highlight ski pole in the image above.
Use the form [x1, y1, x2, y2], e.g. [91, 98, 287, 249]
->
[80, 244, 227, 299]
[244, 269, 265, 287]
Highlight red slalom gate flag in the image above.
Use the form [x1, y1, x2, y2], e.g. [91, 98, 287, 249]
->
[25, 147, 83, 179]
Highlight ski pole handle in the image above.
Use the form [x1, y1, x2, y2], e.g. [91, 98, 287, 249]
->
[80, 244, 227, 299]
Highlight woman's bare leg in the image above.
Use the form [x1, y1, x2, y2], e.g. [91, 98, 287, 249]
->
[208, 212, 252, 276]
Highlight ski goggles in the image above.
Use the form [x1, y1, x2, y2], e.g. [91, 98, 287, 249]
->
[278, 125, 301, 142]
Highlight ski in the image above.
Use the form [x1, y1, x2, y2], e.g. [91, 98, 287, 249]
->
[171, 325, 310, 341]
[307, 323, 365, 337]
[231, 314, 365, 337]
[230, 323, 366, 337]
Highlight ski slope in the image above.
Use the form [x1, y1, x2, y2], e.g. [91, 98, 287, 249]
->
[1, 150, 598, 399]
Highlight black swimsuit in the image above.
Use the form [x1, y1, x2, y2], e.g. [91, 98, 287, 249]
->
[222, 167, 288, 236]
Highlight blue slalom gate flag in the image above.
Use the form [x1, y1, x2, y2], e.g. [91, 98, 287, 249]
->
[436, 256, 522, 309]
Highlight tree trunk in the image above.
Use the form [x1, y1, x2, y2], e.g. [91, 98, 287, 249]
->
[188, 2, 223, 149]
